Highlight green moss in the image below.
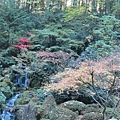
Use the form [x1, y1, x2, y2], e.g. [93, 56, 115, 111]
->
[81, 112, 103, 120]
[0, 81, 14, 98]
[49, 106, 78, 120]
[60, 100, 86, 112]
[0, 91, 6, 107]
[15, 90, 37, 105]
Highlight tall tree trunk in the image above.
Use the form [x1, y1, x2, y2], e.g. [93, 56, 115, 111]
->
[97, 0, 104, 16]
[105, 0, 110, 14]
[77, 0, 81, 6]
[92, 0, 97, 14]
[62, 0, 67, 10]
[81, 0, 84, 6]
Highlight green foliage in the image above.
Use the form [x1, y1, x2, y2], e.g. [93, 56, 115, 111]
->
[0, 56, 15, 68]
[0, 3, 36, 55]
[30, 20, 84, 55]
[111, 1, 120, 19]
[85, 40, 113, 57]
[93, 15, 120, 43]
[86, 15, 120, 57]
[0, 6, 25, 48]
[26, 9, 87, 56]
[0, 92, 6, 107]
[11, 50, 71, 88]
[36, 87, 51, 102]
[64, 6, 87, 21]
[0, 81, 14, 99]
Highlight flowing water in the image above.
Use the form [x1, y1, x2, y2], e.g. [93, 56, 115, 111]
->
[6, 94, 20, 107]
[0, 110, 14, 120]
[0, 66, 29, 120]
[24, 67, 29, 87]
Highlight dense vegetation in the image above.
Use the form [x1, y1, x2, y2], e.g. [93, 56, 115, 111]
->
[0, 0, 120, 120]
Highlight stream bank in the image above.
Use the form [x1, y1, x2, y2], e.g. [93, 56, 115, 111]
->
[0, 66, 29, 120]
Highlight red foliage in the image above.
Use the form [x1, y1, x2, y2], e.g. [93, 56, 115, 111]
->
[13, 37, 31, 50]
[37, 51, 70, 65]
[37, 51, 55, 57]
[45, 52, 120, 92]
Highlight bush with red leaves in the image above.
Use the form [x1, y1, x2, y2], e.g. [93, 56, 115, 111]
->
[36, 51, 70, 66]
[13, 37, 30, 50]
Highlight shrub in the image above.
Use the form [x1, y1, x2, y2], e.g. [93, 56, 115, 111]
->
[45, 52, 120, 106]
[44, 51, 120, 119]
[0, 3, 36, 56]
[36, 51, 70, 68]
[11, 50, 71, 88]
[86, 15, 120, 58]
[13, 37, 31, 50]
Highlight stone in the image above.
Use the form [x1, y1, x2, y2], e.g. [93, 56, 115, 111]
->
[15, 104, 36, 120]
[81, 104, 101, 114]
[60, 100, 86, 113]
[36, 105, 45, 120]
[49, 106, 78, 120]
[42, 94, 57, 118]
[15, 90, 37, 105]
[75, 115, 83, 120]
[81, 112, 103, 120]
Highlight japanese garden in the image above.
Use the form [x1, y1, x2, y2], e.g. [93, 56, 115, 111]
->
[0, 0, 120, 120]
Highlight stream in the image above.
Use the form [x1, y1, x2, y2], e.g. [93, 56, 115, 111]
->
[0, 66, 29, 120]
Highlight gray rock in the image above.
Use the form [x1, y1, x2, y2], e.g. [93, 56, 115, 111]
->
[49, 106, 78, 120]
[60, 100, 86, 113]
[15, 104, 36, 120]
[42, 94, 57, 118]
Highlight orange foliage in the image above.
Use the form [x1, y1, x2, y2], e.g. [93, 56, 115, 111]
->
[45, 52, 120, 92]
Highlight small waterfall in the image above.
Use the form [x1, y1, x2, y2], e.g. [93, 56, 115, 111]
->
[0, 93, 20, 120]
[13, 66, 29, 88]
[24, 67, 29, 87]
[6, 93, 20, 107]
[0, 110, 14, 120]
[0, 66, 29, 120]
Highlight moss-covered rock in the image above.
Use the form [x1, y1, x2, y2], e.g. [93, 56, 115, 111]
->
[0, 91, 6, 107]
[75, 115, 83, 120]
[39, 94, 57, 119]
[49, 106, 78, 120]
[15, 90, 38, 105]
[60, 100, 86, 113]
[81, 104, 101, 115]
[15, 104, 36, 120]
[81, 112, 103, 120]
[0, 81, 14, 98]
[36, 105, 45, 120]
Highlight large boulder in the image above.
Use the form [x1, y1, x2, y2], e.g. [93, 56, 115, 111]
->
[60, 100, 86, 113]
[15, 104, 36, 120]
[81, 112, 103, 120]
[75, 115, 83, 120]
[51, 86, 94, 104]
[15, 90, 38, 105]
[42, 94, 57, 118]
[81, 104, 101, 115]
[49, 106, 78, 120]
[37, 95, 79, 120]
